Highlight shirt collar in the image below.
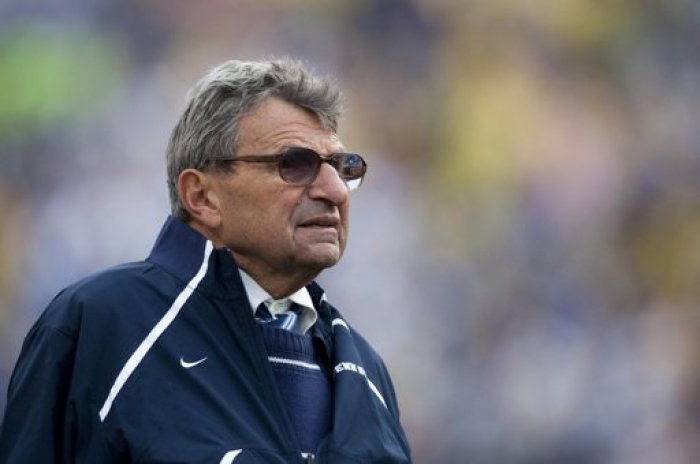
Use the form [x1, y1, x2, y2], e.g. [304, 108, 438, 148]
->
[238, 269, 317, 333]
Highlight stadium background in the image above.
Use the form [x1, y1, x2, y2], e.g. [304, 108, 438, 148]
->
[1, 1, 700, 462]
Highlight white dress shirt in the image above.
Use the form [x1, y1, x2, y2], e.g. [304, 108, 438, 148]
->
[238, 269, 318, 334]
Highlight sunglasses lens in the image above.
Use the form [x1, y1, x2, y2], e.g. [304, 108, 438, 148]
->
[337, 154, 366, 180]
[279, 148, 319, 184]
[333, 153, 366, 190]
[278, 148, 367, 189]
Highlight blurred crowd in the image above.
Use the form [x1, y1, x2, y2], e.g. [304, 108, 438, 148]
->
[2, 1, 700, 462]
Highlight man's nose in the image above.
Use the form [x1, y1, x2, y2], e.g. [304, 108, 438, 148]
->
[307, 162, 349, 205]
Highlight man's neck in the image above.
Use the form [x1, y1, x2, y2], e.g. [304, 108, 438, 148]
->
[233, 255, 319, 299]
[239, 269, 315, 299]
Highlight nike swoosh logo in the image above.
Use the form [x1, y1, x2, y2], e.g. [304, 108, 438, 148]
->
[180, 356, 207, 368]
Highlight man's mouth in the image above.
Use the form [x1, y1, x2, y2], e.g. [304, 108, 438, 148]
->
[299, 216, 340, 228]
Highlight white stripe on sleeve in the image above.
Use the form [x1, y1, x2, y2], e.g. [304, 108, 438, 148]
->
[98, 241, 213, 422]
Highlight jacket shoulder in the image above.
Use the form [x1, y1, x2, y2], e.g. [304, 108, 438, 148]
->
[37, 260, 169, 336]
[345, 325, 388, 371]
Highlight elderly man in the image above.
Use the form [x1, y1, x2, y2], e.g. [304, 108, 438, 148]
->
[0, 58, 412, 463]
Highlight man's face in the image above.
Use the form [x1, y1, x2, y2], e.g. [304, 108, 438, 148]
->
[209, 97, 350, 284]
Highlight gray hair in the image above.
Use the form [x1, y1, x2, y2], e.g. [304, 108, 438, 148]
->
[166, 57, 344, 220]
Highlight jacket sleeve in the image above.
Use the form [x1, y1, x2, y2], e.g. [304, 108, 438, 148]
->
[351, 328, 404, 421]
[0, 320, 78, 463]
[373, 355, 403, 421]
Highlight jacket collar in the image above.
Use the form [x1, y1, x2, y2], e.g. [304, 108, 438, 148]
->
[148, 216, 210, 283]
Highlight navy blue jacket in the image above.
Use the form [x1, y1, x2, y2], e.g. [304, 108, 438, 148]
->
[0, 217, 411, 463]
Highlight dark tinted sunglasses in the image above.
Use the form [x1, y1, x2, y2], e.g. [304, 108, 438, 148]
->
[216, 147, 367, 190]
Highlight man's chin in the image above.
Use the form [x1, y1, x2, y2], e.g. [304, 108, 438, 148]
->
[298, 243, 343, 270]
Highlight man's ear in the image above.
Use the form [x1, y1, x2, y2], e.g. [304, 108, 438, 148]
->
[178, 169, 222, 229]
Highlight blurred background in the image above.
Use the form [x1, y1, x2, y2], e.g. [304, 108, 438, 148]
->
[2, 0, 700, 462]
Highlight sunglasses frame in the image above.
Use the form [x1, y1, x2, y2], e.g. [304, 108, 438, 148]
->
[212, 147, 367, 190]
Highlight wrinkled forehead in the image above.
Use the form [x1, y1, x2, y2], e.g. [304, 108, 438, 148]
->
[236, 98, 344, 154]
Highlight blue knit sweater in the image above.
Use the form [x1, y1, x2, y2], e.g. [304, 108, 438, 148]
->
[258, 324, 332, 454]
